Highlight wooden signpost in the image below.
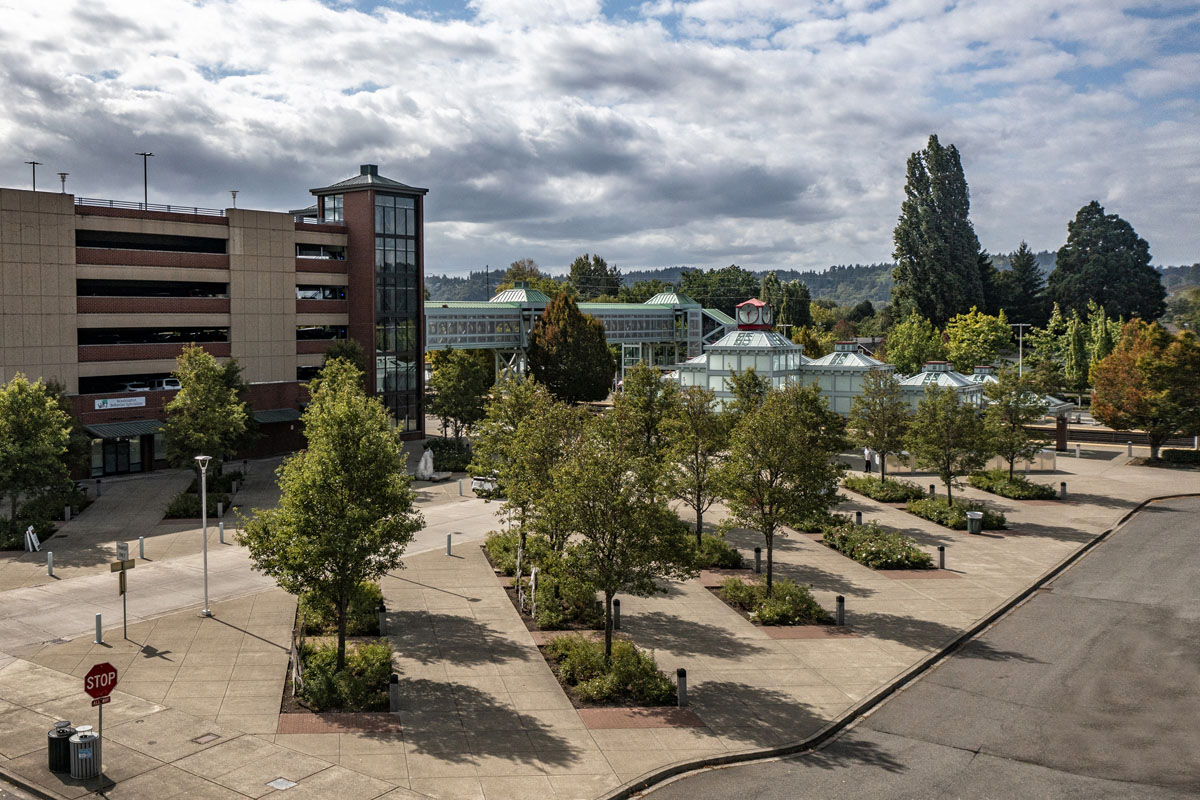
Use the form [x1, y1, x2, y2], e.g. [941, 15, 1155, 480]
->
[111, 553, 135, 639]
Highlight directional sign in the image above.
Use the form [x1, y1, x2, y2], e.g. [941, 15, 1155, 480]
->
[84, 663, 117, 699]
[91, 696, 111, 707]
[110, 560, 135, 572]
[116, 542, 129, 561]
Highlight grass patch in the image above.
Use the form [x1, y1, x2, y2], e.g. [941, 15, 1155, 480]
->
[967, 470, 1056, 500]
[822, 523, 933, 569]
[844, 475, 927, 503]
[906, 496, 1006, 530]
[544, 633, 675, 706]
[298, 638, 392, 712]
[718, 577, 833, 626]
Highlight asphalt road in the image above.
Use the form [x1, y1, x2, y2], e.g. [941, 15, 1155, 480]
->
[648, 496, 1200, 799]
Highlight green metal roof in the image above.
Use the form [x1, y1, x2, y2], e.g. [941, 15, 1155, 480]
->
[253, 408, 302, 424]
[85, 419, 163, 439]
[426, 301, 516, 310]
[491, 283, 552, 304]
[310, 165, 428, 196]
[704, 308, 736, 325]
[578, 303, 664, 311]
[644, 291, 700, 307]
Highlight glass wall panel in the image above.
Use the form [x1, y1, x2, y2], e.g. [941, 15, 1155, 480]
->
[374, 192, 421, 432]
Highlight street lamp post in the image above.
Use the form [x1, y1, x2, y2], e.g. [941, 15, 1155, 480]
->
[194, 455, 213, 617]
[24, 160, 42, 190]
[1011, 323, 1031, 376]
[136, 152, 154, 209]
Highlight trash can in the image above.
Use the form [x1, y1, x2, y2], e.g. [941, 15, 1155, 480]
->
[69, 727, 100, 779]
[965, 511, 983, 535]
[47, 721, 74, 773]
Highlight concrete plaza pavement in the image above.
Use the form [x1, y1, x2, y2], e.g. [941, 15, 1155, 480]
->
[647, 495, 1200, 799]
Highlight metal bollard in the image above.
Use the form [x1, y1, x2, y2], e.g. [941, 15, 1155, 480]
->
[218, 521, 225, 544]
[855, 511, 862, 525]
[1060, 481, 1067, 500]
[458, 479, 463, 497]
[232, 480, 238, 494]
[1127, 441, 1133, 457]
[138, 536, 145, 559]
[389, 672, 400, 712]
[446, 533, 452, 555]
[613, 598, 621, 630]
[676, 668, 688, 707]
[835, 595, 845, 626]
[929, 483, 936, 496]
[754, 547, 761, 574]
[94, 613, 103, 645]
[64, 505, 71, 523]
[377, 602, 386, 636]
[938, 546, 945, 570]
[1075, 443, 1081, 458]
[47, 552, 54, 577]
[96, 479, 102, 497]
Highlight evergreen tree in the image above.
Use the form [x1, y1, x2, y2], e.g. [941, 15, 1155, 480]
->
[1002, 242, 1047, 325]
[882, 311, 945, 375]
[528, 293, 615, 403]
[848, 369, 911, 482]
[680, 265, 759, 318]
[567, 253, 621, 300]
[1062, 312, 1090, 395]
[1047, 201, 1166, 321]
[891, 134, 984, 326]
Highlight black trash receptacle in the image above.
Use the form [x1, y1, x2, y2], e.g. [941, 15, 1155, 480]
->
[48, 720, 75, 772]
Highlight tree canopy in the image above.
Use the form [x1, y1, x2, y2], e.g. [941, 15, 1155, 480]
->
[0, 375, 71, 538]
[891, 134, 984, 327]
[680, 265, 759, 318]
[1091, 321, 1200, 458]
[568, 253, 621, 300]
[163, 344, 248, 469]
[848, 368, 911, 482]
[322, 338, 368, 373]
[998, 242, 1048, 326]
[983, 368, 1049, 478]
[882, 311, 945, 375]
[945, 307, 1012, 373]
[907, 386, 989, 503]
[664, 385, 728, 545]
[612, 362, 680, 463]
[427, 347, 493, 442]
[239, 359, 423, 670]
[759, 271, 814, 330]
[1047, 201, 1166, 321]
[527, 292, 615, 403]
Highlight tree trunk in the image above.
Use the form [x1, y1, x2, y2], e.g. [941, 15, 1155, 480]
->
[9, 495, 17, 537]
[336, 595, 348, 672]
[765, 533, 774, 597]
[603, 590, 614, 664]
[695, 505, 703, 549]
[946, 480, 953, 505]
[1149, 435, 1163, 460]
[880, 454, 887, 482]
[1008, 457, 1016, 481]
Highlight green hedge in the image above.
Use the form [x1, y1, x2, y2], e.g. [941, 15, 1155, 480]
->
[1161, 449, 1200, 465]
[483, 530, 552, 576]
[694, 533, 744, 569]
[164, 491, 231, 519]
[844, 475, 927, 503]
[906, 496, 1006, 530]
[298, 582, 383, 636]
[186, 469, 243, 494]
[719, 577, 832, 626]
[425, 438, 472, 472]
[967, 470, 1056, 500]
[545, 634, 675, 705]
[520, 569, 603, 630]
[796, 511, 851, 534]
[822, 523, 933, 569]
[299, 639, 392, 712]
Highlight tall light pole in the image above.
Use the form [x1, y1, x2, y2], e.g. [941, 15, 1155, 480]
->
[136, 152, 154, 208]
[58, 172, 68, 193]
[194, 454, 213, 617]
[24, 160, 42, 190]
[1011, 323, 1031, 376]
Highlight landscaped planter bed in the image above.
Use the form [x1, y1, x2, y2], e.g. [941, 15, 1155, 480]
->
[820, 523, 934, 570]
[905, 496, 1007, 530]
[967, 470, 1058, 500]
[539, 632, 677, 710]
[708, 575, 835, 627]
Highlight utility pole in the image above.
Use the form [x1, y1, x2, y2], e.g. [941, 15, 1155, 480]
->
[1011, 323, 1031, 376]
[24, 160, 42, 190]
[485, 265, 490, 300]
[135, 151, 154, 208]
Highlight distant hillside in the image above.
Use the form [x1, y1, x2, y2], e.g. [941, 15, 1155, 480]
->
[1158, 263, 1200, 294]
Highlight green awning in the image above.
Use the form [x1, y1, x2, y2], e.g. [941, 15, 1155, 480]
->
[254, 408, 302, 424]
[85, 419, 164, 439]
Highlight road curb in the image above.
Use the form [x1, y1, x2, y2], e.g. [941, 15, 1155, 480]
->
[602, 492, 1200, 800]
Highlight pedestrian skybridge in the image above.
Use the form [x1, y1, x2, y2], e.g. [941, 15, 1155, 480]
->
[425, 284, 735, 377]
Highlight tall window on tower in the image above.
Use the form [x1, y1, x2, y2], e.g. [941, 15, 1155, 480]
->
[374, 193, 420, 431]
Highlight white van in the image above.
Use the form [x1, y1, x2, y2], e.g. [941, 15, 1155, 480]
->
[152, 378, 182, 391]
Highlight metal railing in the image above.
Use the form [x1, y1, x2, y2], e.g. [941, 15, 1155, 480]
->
[75, 196, 226, 217]
[294, 216, 345, 226]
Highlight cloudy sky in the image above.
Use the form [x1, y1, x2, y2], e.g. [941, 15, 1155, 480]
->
[2, 0, 1197, 275]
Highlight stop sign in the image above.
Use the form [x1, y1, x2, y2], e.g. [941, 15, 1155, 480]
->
[84, 662, 118, 699]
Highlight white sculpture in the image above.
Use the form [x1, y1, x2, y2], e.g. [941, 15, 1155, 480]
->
[416, 449, 434, 481]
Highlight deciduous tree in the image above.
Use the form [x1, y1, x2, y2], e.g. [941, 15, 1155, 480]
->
[882, 311, 945, 375]
[983, 368, 1049, 479]
[0, 375, 71, 538]
[239, 360, 423, 670]
[719, 384, 847, 595]
[664, 386, 728, 546]
[848, 369, 911, 482]
[724, 367, 770, 423]
[163, 344, 248, 469]
[945, 307, 1012, 373]
[528, 292, 615, 403]
[1091, 321, 1200, 458]
[427, 348, 493, 442]
[907, 386, 989, 503]
[568, 253, 621, 300]
[613, 362, 680, 463]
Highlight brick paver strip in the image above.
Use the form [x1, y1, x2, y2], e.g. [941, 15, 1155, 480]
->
[760, 626, 861, 640]
[578, 707, 706, 729]
[276, 712, 405, 734]
[698, 569, 753, 587]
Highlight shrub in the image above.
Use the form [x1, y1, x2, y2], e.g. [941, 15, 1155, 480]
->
[546, 634, 675, 705]
[967, 470, 1056, 500]
[425, 438, 472, 472]
[0, 517, 55, 549]
[483, 530, 550, 576]
[300, 639, 392, 712]
[906, 496, 1006, 530]
[822, 523, 933, 569]
[844, 475, 927, 503]
[164, 491, 231, 518]
[796, 511, 851, 533]
[529, 569, 603, 630]
[299, 581, 383, 636]
[186, 469, 244, 495]
[718, 577, 832, 625]
[1160, 449, 1200, 465]
[694, 533, 744, 569]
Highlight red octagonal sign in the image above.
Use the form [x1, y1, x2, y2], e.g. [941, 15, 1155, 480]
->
[84, 662, 117, 699]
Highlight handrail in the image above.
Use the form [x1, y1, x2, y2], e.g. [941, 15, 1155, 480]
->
[75, 196, 226, 217]
[294, 216, 345, 226]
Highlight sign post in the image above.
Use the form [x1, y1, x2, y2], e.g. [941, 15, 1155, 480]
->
[84, 662, 117, 758]
[111, 558, 135, 639]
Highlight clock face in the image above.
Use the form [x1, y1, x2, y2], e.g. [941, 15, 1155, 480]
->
[738, 305, 756, 324]
[762, 305, 773, 325]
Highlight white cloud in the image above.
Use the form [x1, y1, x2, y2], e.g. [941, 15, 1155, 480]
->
[0, 0, 1196, 275]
